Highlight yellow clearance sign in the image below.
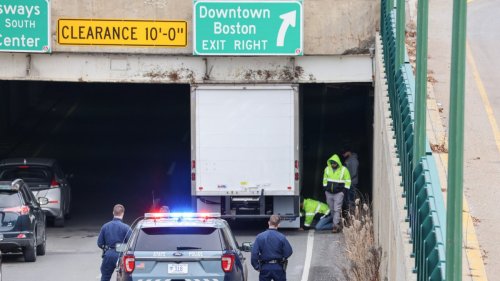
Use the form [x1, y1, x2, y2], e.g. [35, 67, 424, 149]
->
[57, 19, 187, 47]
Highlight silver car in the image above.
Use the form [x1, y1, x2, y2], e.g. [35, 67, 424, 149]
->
[0, 158, 71, 227]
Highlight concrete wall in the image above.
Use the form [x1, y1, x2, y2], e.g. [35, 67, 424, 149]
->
[372, 34, 416, 281]
[50, 0, 378, 55]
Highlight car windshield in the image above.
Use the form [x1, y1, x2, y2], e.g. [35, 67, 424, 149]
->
[0, 191, 21, 208]
[0, 166, 53, 182]
[135, 227, 223, 251]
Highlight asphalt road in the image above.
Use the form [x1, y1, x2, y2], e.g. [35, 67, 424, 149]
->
[428, 0, 500, 277]
[1, 223, 345, 281]
[465, 0, 500, 276]
[0, 84, 348, 280]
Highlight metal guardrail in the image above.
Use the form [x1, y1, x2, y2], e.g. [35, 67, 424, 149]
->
[381, 0, 447, 280]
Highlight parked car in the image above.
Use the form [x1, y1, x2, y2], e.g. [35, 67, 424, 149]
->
[0, 158, 72, 227]
[116, 212, 250, 281]
[0, 179, 47, 262]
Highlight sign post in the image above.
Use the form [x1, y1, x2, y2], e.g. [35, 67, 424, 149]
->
[193, 0, 303, 56]
[0, 0, 51, 53]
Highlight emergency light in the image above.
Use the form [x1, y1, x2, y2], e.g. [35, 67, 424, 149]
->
[144, 212, 221, 219]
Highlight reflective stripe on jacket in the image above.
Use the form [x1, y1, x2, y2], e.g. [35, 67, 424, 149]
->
[322, 154, 351, 193]
[303, 198, 330, 227]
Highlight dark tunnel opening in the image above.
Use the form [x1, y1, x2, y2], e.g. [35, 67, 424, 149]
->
[0, 80, 373, 224]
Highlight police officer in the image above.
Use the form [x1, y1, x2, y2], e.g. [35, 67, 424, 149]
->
[97, 204, 132, 281]
[251, 215, 293, 281]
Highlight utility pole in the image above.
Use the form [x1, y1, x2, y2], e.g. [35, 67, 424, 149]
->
[414, 0, 429, 165]
[395, 0, 405, 69]
[446, 0, 467, 279]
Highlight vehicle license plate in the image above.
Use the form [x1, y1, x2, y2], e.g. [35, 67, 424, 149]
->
[168, 264, 188, 274]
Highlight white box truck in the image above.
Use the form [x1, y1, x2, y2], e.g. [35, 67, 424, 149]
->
[191, 85, 300, 227]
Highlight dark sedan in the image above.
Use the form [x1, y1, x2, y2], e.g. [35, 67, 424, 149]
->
[0, 179, 47, 262]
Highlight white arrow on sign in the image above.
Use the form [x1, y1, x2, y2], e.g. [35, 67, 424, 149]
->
[276, 10, 296, 47]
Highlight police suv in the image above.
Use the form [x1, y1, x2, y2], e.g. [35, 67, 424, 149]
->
[116, 212, 251, 281]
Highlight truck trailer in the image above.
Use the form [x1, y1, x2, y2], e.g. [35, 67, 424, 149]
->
[190, 85, 300, 227]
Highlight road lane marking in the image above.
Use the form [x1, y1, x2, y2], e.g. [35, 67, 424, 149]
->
[300, 229, 314, 281]
[467, 43, 500, 154]
[462, 41, 492, 281]
[34, 100, 80, 157]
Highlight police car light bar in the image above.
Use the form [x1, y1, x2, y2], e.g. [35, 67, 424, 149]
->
[144, 212, 221, 219]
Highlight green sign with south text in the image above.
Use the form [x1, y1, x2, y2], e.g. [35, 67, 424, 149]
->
[193, 0, 303, 56]
[0, 0, 51, 53]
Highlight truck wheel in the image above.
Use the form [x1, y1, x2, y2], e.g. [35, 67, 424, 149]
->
[36, 231, 46, 256]
[24, 236, 37, 262]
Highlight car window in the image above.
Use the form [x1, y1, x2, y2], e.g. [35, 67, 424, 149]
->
[0, 191, 22, 208]
[0, 166, 53, 182]
[134, 227, 223, 251]
[221, 227, 237, 250]
[220, 221, 239, 250]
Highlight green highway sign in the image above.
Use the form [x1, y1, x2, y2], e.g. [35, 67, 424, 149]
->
[193, 0, 303, 56]
[0, 0, 51, 53]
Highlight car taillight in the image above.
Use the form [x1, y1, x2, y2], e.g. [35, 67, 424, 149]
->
[123, 254, 135, 273]
[50, 178, 60, 188]
[4, 205, 30, 215]
[221, 253, 235, 272]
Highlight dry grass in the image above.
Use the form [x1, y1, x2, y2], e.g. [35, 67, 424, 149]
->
[430, 143, 449, 153]
[341, 199, 382, 281]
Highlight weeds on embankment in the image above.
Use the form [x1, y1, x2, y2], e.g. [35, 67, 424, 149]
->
[341, 199, 382, 281]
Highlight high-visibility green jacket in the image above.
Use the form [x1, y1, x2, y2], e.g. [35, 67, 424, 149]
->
[322, 154, 351, 193]
[302, 198, 330, 227]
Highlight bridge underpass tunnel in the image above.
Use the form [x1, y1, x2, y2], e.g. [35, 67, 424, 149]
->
[0, 80, 373, 225]
[0, 80, 192, 222]
[300, 83, 374, 204]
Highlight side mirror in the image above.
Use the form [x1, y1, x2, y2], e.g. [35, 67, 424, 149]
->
[240, 242, 253, 252]
[115, 243, 127, 253]
[38, 197, 49, 205]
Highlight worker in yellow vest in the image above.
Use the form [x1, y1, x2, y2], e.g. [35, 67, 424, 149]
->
[300, 198, 333, 230]
[323, 154, 351, 233]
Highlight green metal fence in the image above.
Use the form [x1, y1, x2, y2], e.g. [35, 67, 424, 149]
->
[380, 0, 447, 280]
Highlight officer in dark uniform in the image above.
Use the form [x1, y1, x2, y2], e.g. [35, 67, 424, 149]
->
[251, 214, 293, 281]
[97, 204, 132, 281]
